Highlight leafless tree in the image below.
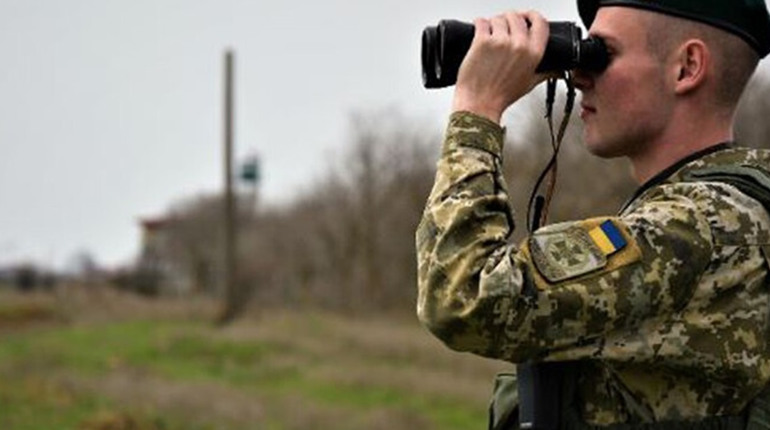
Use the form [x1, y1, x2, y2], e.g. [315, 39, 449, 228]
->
[139, 72, 770, 313]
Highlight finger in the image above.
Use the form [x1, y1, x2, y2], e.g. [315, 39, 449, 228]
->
[522, 10, 549, 55]
[505, 11, 529, 38]
[473, 17, 491, 39]
[489, 15, 510, 38]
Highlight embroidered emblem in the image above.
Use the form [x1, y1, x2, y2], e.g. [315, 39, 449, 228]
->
[530, 225, 607, 283]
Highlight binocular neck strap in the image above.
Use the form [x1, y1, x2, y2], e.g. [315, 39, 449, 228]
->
[527, 73, 576, 232]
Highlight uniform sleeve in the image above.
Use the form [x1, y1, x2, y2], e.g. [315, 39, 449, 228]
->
[415, 111, 714, 363]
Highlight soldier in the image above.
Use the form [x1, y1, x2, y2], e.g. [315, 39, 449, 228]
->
[416, 0, 770, 428]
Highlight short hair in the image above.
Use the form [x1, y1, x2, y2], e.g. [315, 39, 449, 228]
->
[643, 12, 760, 109]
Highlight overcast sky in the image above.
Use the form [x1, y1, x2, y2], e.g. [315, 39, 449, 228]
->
[0, 1, 611, 269]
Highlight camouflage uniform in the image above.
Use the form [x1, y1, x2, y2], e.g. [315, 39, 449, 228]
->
[416, 111, 770, 425]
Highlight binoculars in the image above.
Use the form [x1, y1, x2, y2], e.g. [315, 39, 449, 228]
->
[422, 20, 610, 88]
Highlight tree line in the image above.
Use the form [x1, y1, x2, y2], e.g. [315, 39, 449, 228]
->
[124, 73, 770, 315]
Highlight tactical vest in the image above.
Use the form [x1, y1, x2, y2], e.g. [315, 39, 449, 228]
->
[489, 165, 770, 430]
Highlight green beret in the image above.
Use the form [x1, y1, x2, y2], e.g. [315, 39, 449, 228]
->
[577, 0, 770, 57]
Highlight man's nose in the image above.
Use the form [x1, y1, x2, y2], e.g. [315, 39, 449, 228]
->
[572, 68, 594, 91]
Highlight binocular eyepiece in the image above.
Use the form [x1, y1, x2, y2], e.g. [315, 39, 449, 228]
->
[422, 20, 610, 89]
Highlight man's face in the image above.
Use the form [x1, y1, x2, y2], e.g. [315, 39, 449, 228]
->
[576, 7, 675, 158]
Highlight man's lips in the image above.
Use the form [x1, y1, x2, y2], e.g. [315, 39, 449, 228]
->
[580, 103, 597, 118]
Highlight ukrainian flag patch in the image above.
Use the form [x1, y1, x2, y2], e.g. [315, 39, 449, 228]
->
[529, 218, 640, 285]
[589, 220, 627, 256]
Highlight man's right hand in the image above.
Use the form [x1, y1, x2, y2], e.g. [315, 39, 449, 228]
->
[451, 10, 551, 124]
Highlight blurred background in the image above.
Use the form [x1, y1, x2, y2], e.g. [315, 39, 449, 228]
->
[2, 0, 770, 429]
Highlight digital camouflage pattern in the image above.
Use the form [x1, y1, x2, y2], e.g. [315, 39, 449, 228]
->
[416, 111, 770, 425]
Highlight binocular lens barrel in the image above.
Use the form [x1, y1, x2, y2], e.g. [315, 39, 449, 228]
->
[421, 20, 609, 89]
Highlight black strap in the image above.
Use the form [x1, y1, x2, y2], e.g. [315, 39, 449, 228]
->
[682, 165, 770, 214]
[517, 362, 564, 430]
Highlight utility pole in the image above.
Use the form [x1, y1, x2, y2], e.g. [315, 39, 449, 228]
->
[218, 49, 239, 324]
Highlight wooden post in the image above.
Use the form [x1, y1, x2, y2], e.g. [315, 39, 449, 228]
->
[218, 49, 239, 324]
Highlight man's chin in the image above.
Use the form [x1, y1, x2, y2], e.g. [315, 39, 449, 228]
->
[583, 136, 625, 159]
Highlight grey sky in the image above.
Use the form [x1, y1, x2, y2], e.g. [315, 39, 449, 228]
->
[0, 1, 586, 269]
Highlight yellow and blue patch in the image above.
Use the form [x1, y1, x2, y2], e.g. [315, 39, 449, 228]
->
[588, 220, 627, 256]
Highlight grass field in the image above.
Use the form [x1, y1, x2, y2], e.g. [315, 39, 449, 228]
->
[0, 287, 509, 429]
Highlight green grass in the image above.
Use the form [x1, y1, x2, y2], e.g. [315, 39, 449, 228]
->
[0, 296, 504, 430]
[0, 375, 104, 430]
[0, 374, 210, 430]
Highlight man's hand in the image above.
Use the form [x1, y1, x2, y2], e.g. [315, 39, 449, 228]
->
[452, 10, 550, 123]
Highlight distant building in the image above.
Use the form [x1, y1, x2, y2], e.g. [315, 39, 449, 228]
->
[136, 217, 194, 296]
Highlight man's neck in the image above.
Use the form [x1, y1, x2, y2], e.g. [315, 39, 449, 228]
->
[629, 108, 734, 184]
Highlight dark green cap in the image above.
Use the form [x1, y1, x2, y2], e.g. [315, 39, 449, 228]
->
[578, 0, 770, 57]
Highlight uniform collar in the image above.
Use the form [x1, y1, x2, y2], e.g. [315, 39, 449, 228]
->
[620, 142, 733, 213]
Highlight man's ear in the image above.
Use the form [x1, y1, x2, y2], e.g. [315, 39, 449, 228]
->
[673, 39, 709, 95]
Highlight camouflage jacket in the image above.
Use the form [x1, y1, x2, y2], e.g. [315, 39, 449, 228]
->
[416, 112, 770, 425]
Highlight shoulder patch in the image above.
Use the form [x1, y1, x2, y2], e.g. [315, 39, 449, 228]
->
[529, 219, 636, 283]
[530, 225, 607, 283]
